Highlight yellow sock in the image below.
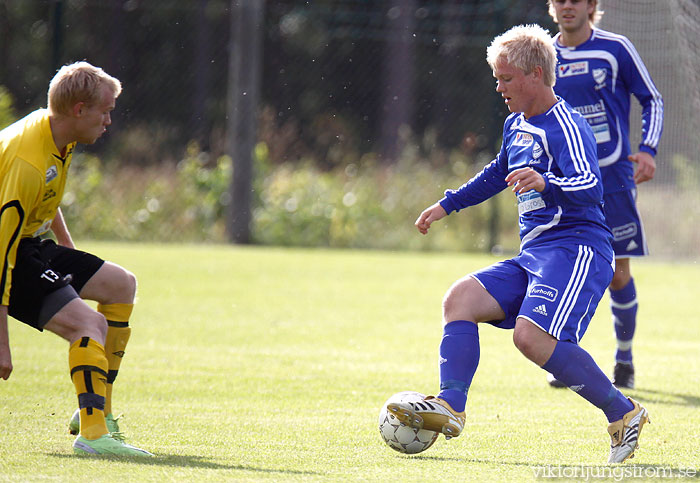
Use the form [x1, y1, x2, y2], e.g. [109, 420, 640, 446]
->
[69, 337, 109, 440]
[98, 303, 133, 416]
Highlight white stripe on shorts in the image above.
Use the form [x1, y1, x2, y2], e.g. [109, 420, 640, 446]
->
[551, 245, 594, 339]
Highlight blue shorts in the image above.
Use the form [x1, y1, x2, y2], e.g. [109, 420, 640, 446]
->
[603, 189, 648, 258]
[471, 245, 614, 343]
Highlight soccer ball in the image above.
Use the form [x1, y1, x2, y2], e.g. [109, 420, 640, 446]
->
[378, 391, 439, 454]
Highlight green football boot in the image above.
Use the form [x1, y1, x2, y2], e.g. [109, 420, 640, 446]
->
[72, 433, 152, 457]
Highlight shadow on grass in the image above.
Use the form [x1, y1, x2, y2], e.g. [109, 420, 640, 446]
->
[624, 388, 700, 408]
[48, 453, 321, 475]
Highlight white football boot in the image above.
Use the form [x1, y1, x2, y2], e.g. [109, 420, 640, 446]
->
[387, 395, 465, 439]
[607, 398, 650, 463]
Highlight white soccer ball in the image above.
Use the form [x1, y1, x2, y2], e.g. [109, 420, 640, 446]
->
[378, 391, 439, 454]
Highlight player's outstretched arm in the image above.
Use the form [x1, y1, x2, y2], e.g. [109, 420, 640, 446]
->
[415, 203, 447, 235]
[628, 151, 656, 184]
[0, 306, 12, 380]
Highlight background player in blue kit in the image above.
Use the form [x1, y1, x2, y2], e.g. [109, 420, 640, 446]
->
[547, 0, 664, 389]
[388, 24, 649, 463]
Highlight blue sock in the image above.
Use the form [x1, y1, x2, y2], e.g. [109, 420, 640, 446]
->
[610, 278, 637, 364]
[542, 341, 634, 423]
[437, 320, 479, 413]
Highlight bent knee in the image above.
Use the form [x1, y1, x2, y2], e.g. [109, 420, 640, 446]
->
[442, 276, 503, 324]
[73, 310, 108, 336]
[512, 326, 533, 356]
[89, 310, 109, 335]
[48, 304, 108, 343]
[513, 318, 547, 357]
[442, 282, 470, 322]
[88, 262, 137, 303]
[512, 319, 557, 366]
[120, 268, 138, 299]
[441, 289, 459, 319]
[107, 264, 137, 298]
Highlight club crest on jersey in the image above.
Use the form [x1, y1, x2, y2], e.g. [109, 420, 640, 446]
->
[532, 142, 543, 159]
[593, 68, 607, 90]
[558, 61, 589, 78]
[593, 68, 606, 85]
[529, 284, 558, 302]
[513, 132, 533, 147]
[45, 165, 58, 184]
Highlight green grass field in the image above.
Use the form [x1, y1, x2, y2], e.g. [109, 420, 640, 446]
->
[1, 242, 698, 482]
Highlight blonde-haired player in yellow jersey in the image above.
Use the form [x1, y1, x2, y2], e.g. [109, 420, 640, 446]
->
[0, 61, 151, 456]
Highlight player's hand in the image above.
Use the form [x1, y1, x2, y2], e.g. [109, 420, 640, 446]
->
[505, 167, 545, 194]
[628, 151, 656, 184]
[0, 344, 12, 380]
[415, 203, 447, 235]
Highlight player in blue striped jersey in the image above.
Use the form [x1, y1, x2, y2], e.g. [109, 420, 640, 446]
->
[548, 0, 664, 390]
[388, 24, 648, 464]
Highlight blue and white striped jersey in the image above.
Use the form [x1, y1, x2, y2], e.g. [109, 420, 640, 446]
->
[553, 28, 664, 194]
[440, 99, 613, 258]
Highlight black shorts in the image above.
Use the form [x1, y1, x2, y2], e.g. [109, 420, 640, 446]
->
[8, 238, 105, 330]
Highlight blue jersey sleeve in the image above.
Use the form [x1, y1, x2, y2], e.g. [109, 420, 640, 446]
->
[543, 104, 603, 206]
[618, 36, 664, 155]
[439, 143, 509, 214]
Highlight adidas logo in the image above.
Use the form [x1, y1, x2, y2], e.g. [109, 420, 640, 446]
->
[439, 356, 447, 365]
[533, 304, 548, 316]
[569, 384, 585, 392]
[626, 240, 638, 251]
[411, 401, 437, 411]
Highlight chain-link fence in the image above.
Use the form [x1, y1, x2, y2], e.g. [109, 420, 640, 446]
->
[598, 0, 700, 259]
[1, 0, 698, 257]
[1, 0, 234, 163]
[0, 0, 551, 159]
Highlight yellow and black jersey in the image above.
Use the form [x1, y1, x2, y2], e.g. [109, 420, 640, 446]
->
[0, 109, 75, 304]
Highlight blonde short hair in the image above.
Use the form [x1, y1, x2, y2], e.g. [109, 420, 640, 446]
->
[547, 0, 604, 26]
[486, 24, 557, 87]
[48, 61, 122, 116]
